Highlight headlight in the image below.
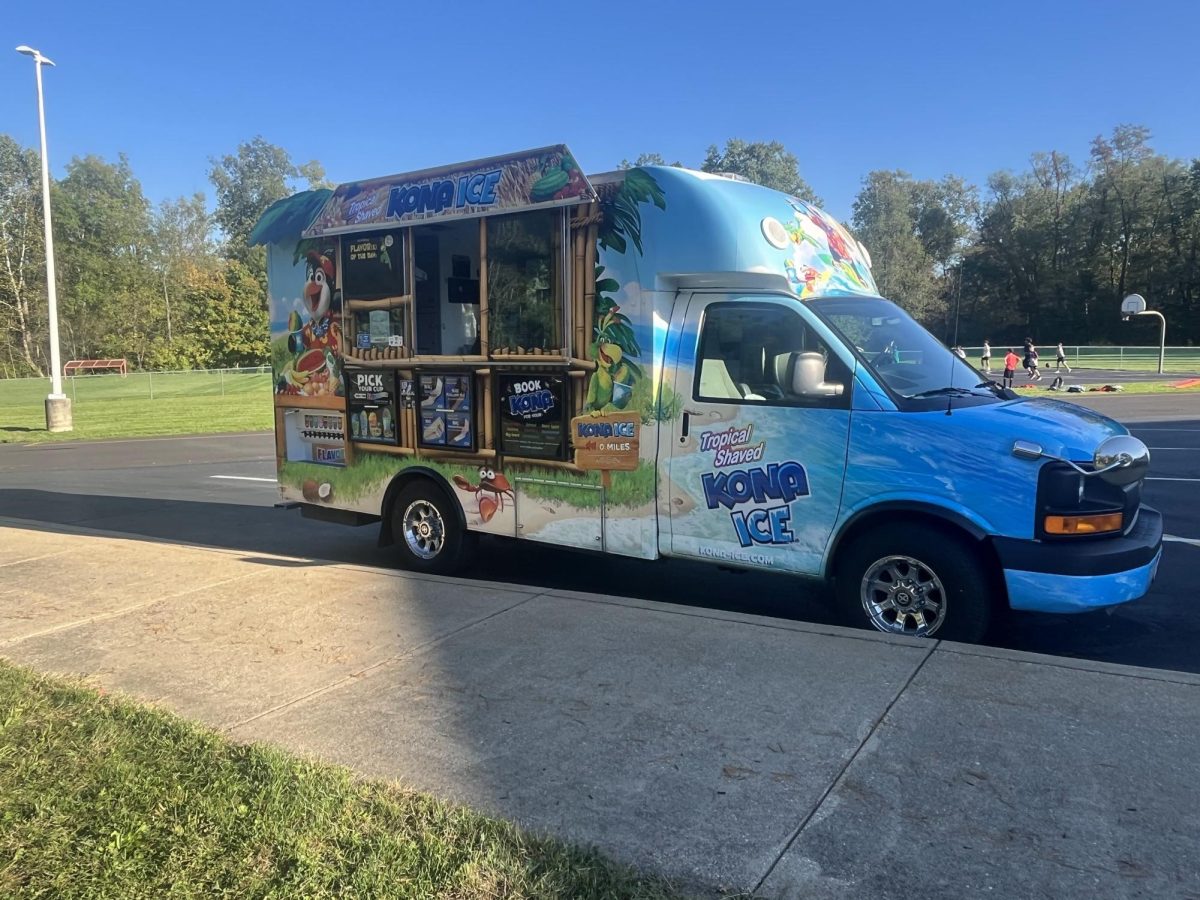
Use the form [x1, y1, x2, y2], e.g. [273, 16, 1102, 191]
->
[1036, 461, 1131, 539]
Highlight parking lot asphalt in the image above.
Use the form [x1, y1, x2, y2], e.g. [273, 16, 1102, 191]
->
[0, 391, 1196, 674]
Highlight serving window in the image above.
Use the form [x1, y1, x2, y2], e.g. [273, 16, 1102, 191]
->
[412, 219, 482, 356]
[486, 210, 564, 355]
[339, 203, 587, 467]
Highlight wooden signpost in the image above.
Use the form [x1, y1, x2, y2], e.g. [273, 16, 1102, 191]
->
[570, 412, 640, 488]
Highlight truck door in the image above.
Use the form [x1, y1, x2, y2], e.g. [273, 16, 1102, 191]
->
[665, 293, 853, 575]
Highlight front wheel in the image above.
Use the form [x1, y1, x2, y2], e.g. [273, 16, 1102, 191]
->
[391, 481, 473, 575]
[835, 524, 995, 642]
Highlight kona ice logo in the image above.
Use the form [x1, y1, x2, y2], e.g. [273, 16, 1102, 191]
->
[507, 379, 556, 416]
[387, 170, 502, 217]
[701, 462, 809, 548]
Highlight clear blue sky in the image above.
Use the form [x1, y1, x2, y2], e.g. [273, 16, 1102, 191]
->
[4, 0, 1198, 221]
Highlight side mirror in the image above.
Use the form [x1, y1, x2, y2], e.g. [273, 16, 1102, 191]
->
[792, 352, 844, 397]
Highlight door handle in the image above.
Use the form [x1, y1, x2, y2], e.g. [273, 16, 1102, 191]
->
[680, 410, 692, 444]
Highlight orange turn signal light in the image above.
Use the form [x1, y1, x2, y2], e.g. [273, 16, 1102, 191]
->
[1044, 513, 1123, 535]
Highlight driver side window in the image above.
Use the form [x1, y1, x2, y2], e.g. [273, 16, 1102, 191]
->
[693, 303, 851, 408]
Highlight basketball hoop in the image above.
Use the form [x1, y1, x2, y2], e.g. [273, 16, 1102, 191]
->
[1120, 294, 1146, 317]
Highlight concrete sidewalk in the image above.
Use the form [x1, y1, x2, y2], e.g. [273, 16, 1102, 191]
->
[2, 518, 1198, 898]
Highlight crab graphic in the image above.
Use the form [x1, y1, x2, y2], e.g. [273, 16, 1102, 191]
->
[453, 467, 514, 523]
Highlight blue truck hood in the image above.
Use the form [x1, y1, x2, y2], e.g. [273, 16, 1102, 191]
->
[843, 396, 1131, 541]
[975, 397, 1127, 460]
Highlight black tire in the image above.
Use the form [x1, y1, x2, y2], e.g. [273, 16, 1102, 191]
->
[834, 523, 995, 642]
[390, 480, 474, 576]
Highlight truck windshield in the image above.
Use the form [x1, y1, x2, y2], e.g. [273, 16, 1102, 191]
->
[809, 297, 994, 402]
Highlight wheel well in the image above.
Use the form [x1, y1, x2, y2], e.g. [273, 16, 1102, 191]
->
[828, 508, 1005, 597]
[377, 468, 465, 547]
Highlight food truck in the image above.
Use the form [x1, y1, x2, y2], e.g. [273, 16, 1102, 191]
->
[252, 145, 1162, 642]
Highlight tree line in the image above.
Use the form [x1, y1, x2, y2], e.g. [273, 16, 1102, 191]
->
[634, 128, 1200, 347]
[2, 128, 1197, 377]
[0, 135, 326, 377]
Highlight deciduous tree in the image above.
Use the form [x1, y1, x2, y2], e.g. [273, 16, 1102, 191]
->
[52, 153, 158, 365]
[209, 137, 324, 283]
[852, 171, 941, 323]
[0, 135, 47, 376]
[701, 139, 820, 204]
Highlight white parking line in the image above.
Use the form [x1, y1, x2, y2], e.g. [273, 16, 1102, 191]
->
[209, 475, 277, 483]
[1146, 447, 1197, 451]
[1165, 535, 1200, 547]
[1147, 477, 1200, 483]
[1131, 427, 1200, 432]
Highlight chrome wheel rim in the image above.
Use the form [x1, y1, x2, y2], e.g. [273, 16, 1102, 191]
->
[402, 499, 445, 560]
[861, 555, 947, 637]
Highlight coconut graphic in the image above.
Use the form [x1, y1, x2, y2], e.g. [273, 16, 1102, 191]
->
[302, 479, 320, 501]
[318, 482, 334, 503]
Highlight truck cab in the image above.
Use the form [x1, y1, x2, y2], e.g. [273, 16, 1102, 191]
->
[657, 276, 1161, 641]
[254, 149, 1161, 644]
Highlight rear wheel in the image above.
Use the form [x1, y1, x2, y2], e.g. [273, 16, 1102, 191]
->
[391, 481, 473, 575]
[835, 523, 995, 642]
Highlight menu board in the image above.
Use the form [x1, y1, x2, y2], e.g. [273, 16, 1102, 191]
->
[342, 230, 405, 299]
[419, 372, 474, 450]
[497, 373, 566, 460]
[346, 369, 398, 445]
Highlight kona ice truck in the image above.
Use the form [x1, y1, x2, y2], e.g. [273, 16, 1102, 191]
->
[252, 145, 1161, 643]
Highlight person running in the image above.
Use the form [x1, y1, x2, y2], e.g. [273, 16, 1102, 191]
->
[981, 340, 991, 374]
[1055, 341, 1071, 372]
[1003, 348, 1019, 388]
[1023, 340, 1042, 381]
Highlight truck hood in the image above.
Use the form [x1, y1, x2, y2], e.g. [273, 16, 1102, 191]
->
[967, 397, 1127, 460]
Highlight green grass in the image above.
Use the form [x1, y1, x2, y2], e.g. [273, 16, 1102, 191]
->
[516, 460, 657, 509]
[0, 660, 680, 900]
[0, 371, 274, 444]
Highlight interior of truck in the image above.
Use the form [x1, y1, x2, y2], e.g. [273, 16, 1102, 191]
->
[696, 303, 848, 403]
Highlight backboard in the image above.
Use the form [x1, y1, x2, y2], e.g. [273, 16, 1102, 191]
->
[1121, 294, 1146, 316]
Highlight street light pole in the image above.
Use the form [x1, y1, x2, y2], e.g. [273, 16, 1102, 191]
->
[16, 44, 71, 432]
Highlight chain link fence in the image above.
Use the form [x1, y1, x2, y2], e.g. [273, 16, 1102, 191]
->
[959, 346, 1199, 373]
